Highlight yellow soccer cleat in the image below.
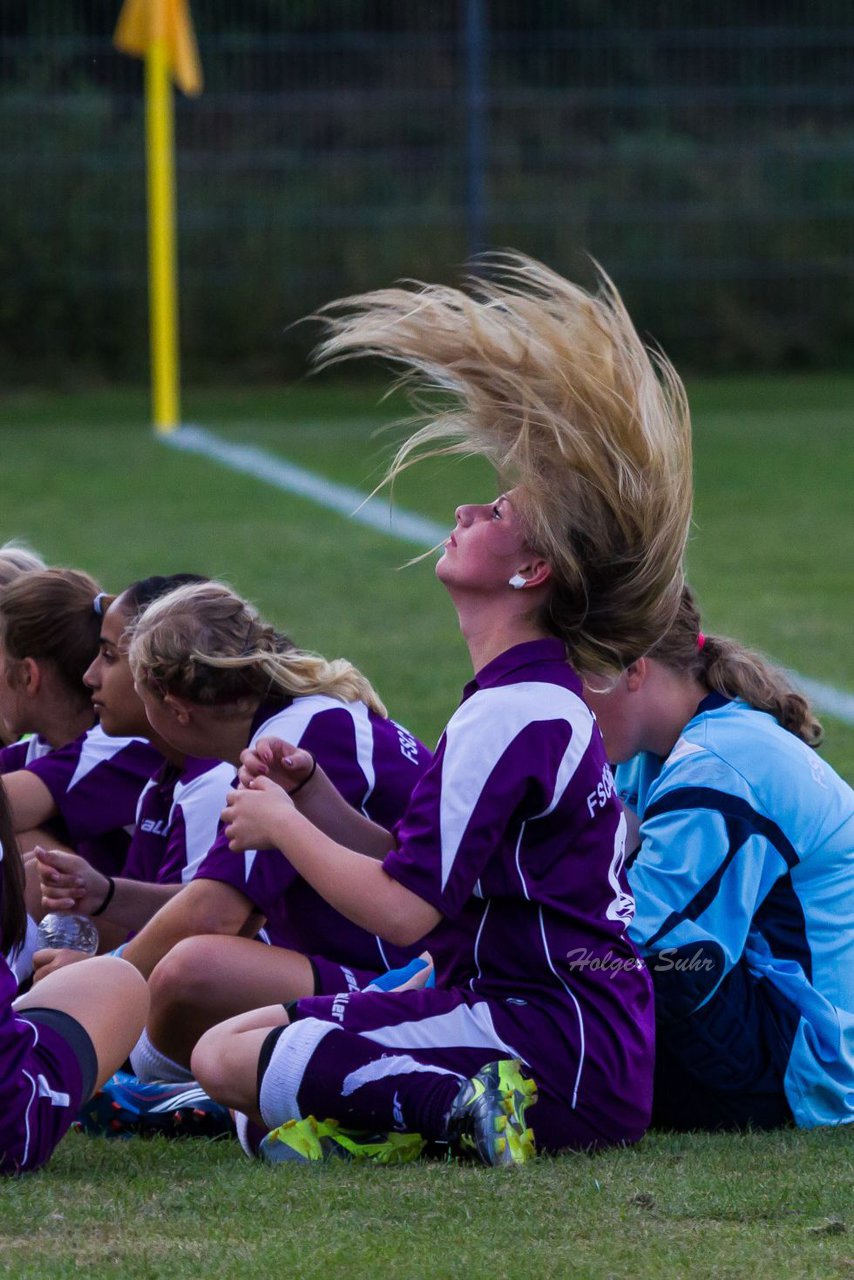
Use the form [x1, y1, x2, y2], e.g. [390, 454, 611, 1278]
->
[259, 1115, 426, 1165]
[446, 1059, 538, 1166]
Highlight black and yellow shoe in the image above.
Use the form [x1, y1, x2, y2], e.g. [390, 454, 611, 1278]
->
[259, 1116, 426, 1165]
[446, 1059, 537, 1166]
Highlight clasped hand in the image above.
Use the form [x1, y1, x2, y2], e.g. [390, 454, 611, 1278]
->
[222, 774, 296, 852]
[237, 737, 315, 793]
[223, 737, 316, 851]
[35, 845, 106, 915]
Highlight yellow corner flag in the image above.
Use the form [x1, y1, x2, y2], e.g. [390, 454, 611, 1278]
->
[114, 0, 202, 433]
[114, 0, 203, 97]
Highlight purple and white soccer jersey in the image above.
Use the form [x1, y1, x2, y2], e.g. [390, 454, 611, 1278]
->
[0, 894, 94, 1174]
[0, 736, 53, 774]
[193, 695, 437, 984]
[286, 640, 655, 1151]
[0, 737, 61, 850]
[22, 725, 163, 876]
[122, 757, 234, 886]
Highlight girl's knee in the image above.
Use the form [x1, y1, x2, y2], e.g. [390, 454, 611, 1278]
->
[191, 1022, 233, 1101]
[192, 1017, 281, 1115]
[149, 935, 223, 1009]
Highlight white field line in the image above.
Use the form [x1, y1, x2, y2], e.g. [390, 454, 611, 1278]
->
[166, 424, 443, 547]
[163, 424, 854, 727]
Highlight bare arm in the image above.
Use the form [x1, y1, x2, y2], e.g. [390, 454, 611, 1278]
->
[119, 877, 258, 978]
[2, 770, 57, 832]
[222, 777, 440, 947]
[238, 739, 395, 859]
[36, 847, 181, 933]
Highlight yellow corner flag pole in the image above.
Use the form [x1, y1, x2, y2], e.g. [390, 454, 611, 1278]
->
[114, 0, 203, 435]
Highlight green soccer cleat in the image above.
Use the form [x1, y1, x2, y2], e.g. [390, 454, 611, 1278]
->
[446, 1059, 538, 1166]
[259, 1115, 426, 1165]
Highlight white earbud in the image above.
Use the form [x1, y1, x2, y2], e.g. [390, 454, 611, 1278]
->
[508, 574, 527, 590]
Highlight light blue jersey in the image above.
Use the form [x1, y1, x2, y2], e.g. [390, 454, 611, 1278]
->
[619, 693, 854, 1128]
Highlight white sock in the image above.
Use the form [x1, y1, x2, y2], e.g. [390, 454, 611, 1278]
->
[258, 1019, 341, 1130]
[130, 1028, 194, 1084]
[234, 1111, 257, 1158]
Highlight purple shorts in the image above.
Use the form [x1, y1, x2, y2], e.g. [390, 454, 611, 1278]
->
[309, 955, 377, 997]
[290, 986, 644, 1153]
[0, 1008, 97, 1175]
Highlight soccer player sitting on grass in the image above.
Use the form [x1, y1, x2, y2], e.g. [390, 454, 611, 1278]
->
[29, 577, 432, 1136]
[0, 569, 162, 914]
[584, 585, 854, 1132]
[189, 253, 693, 1165]
[0, 778, 147, 1174]
[32, 574, 234, 962]
[118, 580, 434, 1088]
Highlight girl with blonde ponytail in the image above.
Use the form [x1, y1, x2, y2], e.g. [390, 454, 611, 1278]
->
[131, 580, 387, 717]
[191, 253, 693, 1165]
[115, 580, 431, 1098]
[585, 585, 854, 1132]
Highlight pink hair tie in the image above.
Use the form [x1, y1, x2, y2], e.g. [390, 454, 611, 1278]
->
[697, 631, 706, 651]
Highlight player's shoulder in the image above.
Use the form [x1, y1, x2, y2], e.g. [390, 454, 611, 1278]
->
[646, 699, 846, 852]
[175, 758, 234, 802]
[252, 694, 358, 746]
[671, 699, 822, 794]
[454, 675, 591, 727]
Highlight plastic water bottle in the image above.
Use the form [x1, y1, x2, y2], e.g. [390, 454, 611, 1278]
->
[36, 913, 99, 955]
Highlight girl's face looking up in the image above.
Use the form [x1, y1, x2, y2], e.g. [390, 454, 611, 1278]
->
[437, 490, 533, 594]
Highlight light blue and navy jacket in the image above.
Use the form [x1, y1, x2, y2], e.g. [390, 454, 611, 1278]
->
[619, 694, 854, 1128]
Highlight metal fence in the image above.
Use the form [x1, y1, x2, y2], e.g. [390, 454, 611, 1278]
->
[3, 2, 854, 379]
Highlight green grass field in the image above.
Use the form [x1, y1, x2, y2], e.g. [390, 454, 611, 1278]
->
[0, 373, 852, 1278]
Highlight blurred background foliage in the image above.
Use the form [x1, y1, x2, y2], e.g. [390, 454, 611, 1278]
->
[2, 2, 854, 383]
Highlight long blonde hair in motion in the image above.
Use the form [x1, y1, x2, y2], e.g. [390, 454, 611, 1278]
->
[128, 581, 387, 717]
[314, 253, 693, 674]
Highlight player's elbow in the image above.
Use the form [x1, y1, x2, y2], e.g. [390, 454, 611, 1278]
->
[379, 892, 440, 948]
[178, 882, 251, 938]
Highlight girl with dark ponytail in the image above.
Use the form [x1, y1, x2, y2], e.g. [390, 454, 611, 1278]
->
[584, 585, 854, 1132]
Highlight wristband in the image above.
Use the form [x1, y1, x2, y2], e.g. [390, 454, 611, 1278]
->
[91, 875, 116, 917]
[287, 753, 317, 797]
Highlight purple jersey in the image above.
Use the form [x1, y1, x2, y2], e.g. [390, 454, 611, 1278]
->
[383, 638, 654, 1142]
[122, 757, 235, 886]
[1, 866, 89, 1172]
[193, 695, 437, 974]
[0, 736, 52, 774]
[22, 725, 163, 876]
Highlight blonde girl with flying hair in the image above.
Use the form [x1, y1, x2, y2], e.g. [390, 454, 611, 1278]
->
[110, 579, 432, 1096]
[584, 584, 854, 1132]
[190, 252, 693, 1166]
